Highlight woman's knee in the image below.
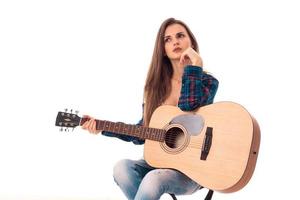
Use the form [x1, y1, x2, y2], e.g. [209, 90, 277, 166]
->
[113, 159, 138, 184]
[134, 170, 167, 200]
[140, 170, 168, 191]
[141, 169, 201, 196]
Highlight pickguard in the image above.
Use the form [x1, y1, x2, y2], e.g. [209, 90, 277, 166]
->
[169, 113, 204, 136]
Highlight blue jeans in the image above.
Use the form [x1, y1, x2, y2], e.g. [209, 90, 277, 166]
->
[113, 159, 202, 200]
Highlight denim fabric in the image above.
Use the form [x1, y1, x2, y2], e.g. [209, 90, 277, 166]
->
[113, 159, 202, 200]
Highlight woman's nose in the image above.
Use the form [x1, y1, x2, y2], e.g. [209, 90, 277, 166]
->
[173, 39, 179, 46]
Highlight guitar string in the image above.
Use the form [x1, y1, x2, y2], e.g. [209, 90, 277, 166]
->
[61, 118, 205, 146]
[80, 118, 205, 146]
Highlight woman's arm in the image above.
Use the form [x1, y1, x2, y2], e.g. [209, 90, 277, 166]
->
[178, 65, 219, 111]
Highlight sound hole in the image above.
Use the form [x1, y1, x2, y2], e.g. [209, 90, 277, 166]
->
[165, 127, 185, 149]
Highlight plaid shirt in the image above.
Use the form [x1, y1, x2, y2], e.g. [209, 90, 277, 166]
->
[102, 65, 219, 144]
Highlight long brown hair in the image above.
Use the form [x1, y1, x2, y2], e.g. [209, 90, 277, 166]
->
[143, 18, 199, 126]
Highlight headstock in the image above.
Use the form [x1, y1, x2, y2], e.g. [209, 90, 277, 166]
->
[55, 109, 81, 131]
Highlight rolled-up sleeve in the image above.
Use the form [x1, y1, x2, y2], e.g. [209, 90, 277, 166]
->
[178, 65, 219, 111]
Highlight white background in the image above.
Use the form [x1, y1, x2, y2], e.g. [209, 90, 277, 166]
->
[1, 0, 300, 199]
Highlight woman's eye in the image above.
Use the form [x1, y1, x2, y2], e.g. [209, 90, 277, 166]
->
[178, 33, 185, 38]
[164, 38, 171, 43]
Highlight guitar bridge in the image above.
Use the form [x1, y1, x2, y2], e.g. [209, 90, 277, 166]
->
[201, 127, 213, 160]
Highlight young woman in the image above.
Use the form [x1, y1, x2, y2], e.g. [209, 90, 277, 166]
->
[82, 18, 219, 200]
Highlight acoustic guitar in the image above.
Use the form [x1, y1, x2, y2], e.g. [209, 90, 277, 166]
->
[55, 101, 260, 193]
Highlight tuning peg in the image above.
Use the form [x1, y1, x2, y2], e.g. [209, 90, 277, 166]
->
[60, 127, 63, 132]
[65, 108, 68, 112]
[65, 128, 69, 132]
[75, 110, 79, 115]
[70, 109, 73, 113]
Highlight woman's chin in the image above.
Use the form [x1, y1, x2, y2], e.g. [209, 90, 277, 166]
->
[169, 54, 182, 60]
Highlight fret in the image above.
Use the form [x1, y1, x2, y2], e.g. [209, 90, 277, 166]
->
[132, 125, 135, 136]
[157, 129, 161, 140]
[160, 130, 165, 141]
[126, 124, 131, 135]
[131, 125, 137, 136]
[149, 128, 153, 140]
[147, 128, 151, 139]
[113, 122, 117, 132]
[153, 128, 158, 140]
[106, 122, 108, 131]
[132, 125, 137, 136]
[104, 121, 109, 131]
[157, 129, 161, 141]
[126, 124, 131, 136]
[103, 121, 108, 131]
[129, 125, 134, 136]
[147, 128, 151, 140]
[146, 128, 150, 138]
[131, 125, 136, 136]
[119, 122, 124, 134]
[145, 127, 149, 139]
[127, 124, 132, 136]
[154, 129, 159, 141]
[97, 120, 104, 130]
[147, 128, 154, 139]
[135, 126, 141, 136]
[130, 125, 136, 137]
[108, 121, 113, 132]
[140, 126, 145, 139]
[152, 129, 156, 141]
[119, 122, 123, 133]
[140, 126, 144, 137]
[114, 122, 120, 133]
[142, 127, 148, 138]
[122, 123, 127, 133]
[111, 122, 114, 132]
[111, 122, 115, 132]
[156, 129, 160, 141]
[124, 123, 129, 134]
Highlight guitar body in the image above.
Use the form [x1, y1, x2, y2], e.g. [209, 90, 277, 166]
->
[144, 101, 260, 192]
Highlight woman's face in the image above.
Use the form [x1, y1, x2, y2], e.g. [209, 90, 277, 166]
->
[164, 23, 192, 61]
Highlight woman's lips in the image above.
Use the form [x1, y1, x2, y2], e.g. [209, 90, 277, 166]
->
[173, 47, 182, 52]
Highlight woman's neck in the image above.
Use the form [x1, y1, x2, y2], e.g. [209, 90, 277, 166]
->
[171, 59, 184, 80]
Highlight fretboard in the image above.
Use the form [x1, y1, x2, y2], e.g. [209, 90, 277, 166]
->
[80, 118, 166, 142]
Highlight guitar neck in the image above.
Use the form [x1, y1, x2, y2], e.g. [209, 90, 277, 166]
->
[80, 118, 165, 142]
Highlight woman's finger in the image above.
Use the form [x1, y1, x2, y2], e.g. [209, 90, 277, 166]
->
[86, 118, 94, 132]
[180, 52, 188, 64]
[81, 115, 100, 134]
[91, 120, 97, 134]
